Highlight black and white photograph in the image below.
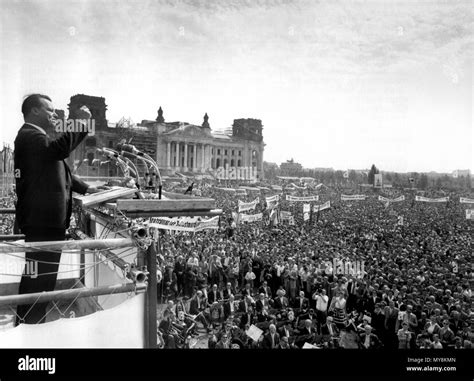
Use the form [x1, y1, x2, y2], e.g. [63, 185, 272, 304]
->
[0, 0, 472, 379]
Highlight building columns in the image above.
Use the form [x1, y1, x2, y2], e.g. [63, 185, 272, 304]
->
[175, 142, 180, 169]
[183, 143, 188, 172]
[200, 144, 205, 172]
[166, 142, 171, 168]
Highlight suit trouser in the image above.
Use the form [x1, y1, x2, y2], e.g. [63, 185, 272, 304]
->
[16, 227, 65, 325]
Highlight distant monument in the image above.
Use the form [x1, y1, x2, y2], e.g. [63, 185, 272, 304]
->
[156, 106, 165, 123]
[202, 113, 210, 128]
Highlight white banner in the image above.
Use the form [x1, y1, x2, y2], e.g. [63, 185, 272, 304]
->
[378, 195, 405, 203]
[290, 183, 307, 190]
[238, 197, 259, 212]
[286, 195, 319, 202]
[460, 197, 474, 204]
[313, 201, 331, 212]
[341, 194, 366, 201]
[303, 204, 311, 213]
[415, 196, 449, 203]
[303, 212, 310, 221]
[266, 195, 280, 203]
[240, 213, 263, 223]
[280, 211, 292, 220]
[148, 216, 220, 232]
[288, 216, 295, 225]
[466, 210, 474, 220]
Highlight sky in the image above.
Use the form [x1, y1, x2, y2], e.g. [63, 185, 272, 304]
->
[0, 0, 472, 173]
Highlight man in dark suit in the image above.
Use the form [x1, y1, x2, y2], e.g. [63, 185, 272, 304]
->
[273, 289, 289, 310]
[262, 324, 280, 349]
[239, 305, 255, 330]
[222, 282, 235, 299]
[14, 94, 101, 325]
[258, 280, 272, 299]
[207, 284, 222, 305]
[293, 290, 309, 313]
[238, 295, 253, 314]
[223, 295, 236, 320]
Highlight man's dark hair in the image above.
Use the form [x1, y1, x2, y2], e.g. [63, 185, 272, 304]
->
[21, 94, 52, 117]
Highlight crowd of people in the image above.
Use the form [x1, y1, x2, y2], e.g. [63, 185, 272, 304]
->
[0, 176, 472, 350]
[0, 190, 16, 236]
[156, 180, 473, 349]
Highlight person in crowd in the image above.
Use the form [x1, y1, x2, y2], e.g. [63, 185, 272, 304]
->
[397, 322, 412, 349]
[262, 324, 280, 349]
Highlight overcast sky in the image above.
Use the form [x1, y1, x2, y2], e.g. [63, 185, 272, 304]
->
[1, 0, 472, 173]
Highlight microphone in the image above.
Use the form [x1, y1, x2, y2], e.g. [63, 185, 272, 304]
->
[120, 150, 137, 160]
[117, 142, 144, 156]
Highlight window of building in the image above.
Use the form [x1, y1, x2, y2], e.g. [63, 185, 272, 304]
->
[225, 149, 227, 156]
[239, 151, 241, 156]
[231, 159, 234, 167]
[108, 140, 113, 148]
[238, 160, 241, 167]
[224, 159, 228, 167]
[232, 150, 234, 156]
[217, 149, 220, 155]
[216, 158, 220, 168]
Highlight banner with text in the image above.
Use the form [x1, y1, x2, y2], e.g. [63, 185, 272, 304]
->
[313, 201, 331, 212]
[266, 195, 280, 203]
[280, 211, 292, 221]
[286, 195, 319, 202]
[415, 196, 449, 203]
[460, 197, 474, 204]
[341, 194, 366, 201]
[238, 197, 260, 212]
[466, 210, 474, 220]
[378, 195, 405, 203]
[240, 213, 263, 223]
[266, 194, 280, 210]
[148, 216, 220, 232]
[290, 183, 307, 190]
[303, 204, 311, 213]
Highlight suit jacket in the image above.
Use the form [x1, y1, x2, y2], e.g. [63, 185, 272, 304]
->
[240, 312, 254, 328]
[363, 295, 381, 314]
[223, 301, 236, 320]
[222, 288, 234, 299]
[262, 332, 280, 349]
[273, 296, 289, 310]
[238, 300, 251, 313]
[293, 297, 309, 311]
[14, 124, 89, 230]
[189, 297, 205, 315]
[208, 290, 222, 305]
[255, 299, 268, 314]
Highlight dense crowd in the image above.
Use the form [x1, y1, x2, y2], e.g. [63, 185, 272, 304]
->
[0, 191, 16, 235]
[157, 180, 473, 349]
[0, 178, 472, 349]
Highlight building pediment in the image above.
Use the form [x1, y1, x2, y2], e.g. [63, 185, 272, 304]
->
[163, 124, 212, 139]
